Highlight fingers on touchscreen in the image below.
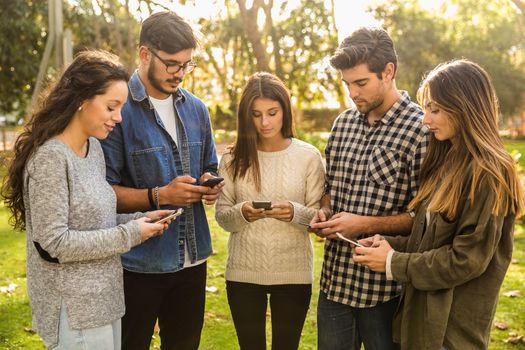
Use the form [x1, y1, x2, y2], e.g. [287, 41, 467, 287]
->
[153, 208, 184, 224]
[201, 177, 224, 187]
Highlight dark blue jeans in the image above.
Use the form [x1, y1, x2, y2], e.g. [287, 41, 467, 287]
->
[317, 291, 400, 350]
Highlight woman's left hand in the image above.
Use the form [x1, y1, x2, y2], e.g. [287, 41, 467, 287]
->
[265, 201, 294, 222]
[352, 239, 392, 273]
[145, 209, 176, 223]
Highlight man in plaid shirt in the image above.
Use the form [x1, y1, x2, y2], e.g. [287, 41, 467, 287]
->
[310, 28, 428, 350]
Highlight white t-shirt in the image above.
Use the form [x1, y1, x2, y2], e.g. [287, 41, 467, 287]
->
[150, 95, 178, 146]
[150, 95, 206, 268]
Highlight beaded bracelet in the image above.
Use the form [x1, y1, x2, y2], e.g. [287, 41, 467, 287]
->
[153, 186, 160, 210]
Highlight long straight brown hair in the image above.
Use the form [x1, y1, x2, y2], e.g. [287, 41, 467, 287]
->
[410, 59, 523, 219]
[1, 50, 129, 230]
[228, 72, 294, 191]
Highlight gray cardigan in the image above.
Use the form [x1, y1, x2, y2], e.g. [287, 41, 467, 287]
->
[23, 138, 143, 348]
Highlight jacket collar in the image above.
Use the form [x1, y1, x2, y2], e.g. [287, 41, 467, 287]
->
[128, 70, 186, 107]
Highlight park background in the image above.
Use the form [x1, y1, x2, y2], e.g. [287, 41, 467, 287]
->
[1, 0, 525, 348]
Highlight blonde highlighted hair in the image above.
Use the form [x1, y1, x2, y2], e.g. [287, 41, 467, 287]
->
[410, 59, 523, 219]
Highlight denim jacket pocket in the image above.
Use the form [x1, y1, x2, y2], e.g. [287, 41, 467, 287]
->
[367, 147, 400, 186]
[131, 146, 171, 187]
[187, 141, 203, 177]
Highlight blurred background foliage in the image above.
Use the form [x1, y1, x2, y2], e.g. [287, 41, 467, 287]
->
[0, 0, 524, 132]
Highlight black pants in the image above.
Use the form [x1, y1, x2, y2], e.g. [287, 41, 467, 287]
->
[121, 262, 207, 350]
[226, 281, 312, 350]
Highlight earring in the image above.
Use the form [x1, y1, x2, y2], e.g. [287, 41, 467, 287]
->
[78, 106, 82, 111]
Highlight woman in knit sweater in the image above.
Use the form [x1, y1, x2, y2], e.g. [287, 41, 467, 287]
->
[353, 60, 524, 349]
[215, 72, 325, 350]
[1, 50, 175, 349]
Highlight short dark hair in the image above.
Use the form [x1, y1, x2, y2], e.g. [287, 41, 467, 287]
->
[330, 27, 397, 79]
[139, 12, 198, 54]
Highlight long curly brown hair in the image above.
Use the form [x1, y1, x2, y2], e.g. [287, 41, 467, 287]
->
[1, 50, 129, 231]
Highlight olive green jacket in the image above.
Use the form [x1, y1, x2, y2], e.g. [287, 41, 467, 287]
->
[387, 181, 515, 350]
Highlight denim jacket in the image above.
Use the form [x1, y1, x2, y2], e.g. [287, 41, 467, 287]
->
[101, 71, 217, 273]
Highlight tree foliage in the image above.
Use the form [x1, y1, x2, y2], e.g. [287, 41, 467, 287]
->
[372, 0, 525, 117]
[196, 0, 341, 126]
[1, 0, 524, 125]
[0, 0, 47, 116]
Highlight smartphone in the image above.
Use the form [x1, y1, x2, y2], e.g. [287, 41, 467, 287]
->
[252, 201, 272, 210]
[200, 177, 224, 188]
[336, 232, 363, 247]
[152, 208, 184, 224]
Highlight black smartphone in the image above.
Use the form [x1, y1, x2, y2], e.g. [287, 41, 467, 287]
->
[152, 208, 184, 224]
[200, 177, 224, 187]
[252, 201, 272, 210]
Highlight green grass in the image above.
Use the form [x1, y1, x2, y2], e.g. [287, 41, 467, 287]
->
[504, 139, 525, 170]
[1, 204, 525, 349]
[0, 206, 44, 350]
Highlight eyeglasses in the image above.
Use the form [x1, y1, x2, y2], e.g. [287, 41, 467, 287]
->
[149, 48, 197, 74]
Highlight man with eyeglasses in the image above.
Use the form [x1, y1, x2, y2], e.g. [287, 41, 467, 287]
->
[101, 11, 223, 350]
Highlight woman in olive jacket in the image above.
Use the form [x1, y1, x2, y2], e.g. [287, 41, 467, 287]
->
[352, 59, 524, 350]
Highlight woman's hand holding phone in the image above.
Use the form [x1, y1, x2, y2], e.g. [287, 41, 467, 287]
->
[241, 202, 268, 222]
[137, 209, 181, 242]
[242, 200, 294, 223]
[264, 201, 294, 222]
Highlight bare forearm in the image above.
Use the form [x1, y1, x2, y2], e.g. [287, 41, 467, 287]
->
[113, 185, 151, 213]
[320, 193, 332, 211]
[362, 213, 413, 236]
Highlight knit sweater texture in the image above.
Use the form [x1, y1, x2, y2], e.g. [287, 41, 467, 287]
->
[23, 138, 143, 347]
[215, 138, 325, 285]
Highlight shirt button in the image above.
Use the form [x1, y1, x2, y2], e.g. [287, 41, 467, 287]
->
[179, 239, 184, 245]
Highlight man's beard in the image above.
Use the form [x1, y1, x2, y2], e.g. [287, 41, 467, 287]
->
[355, 95, 384, 115]
[354, 83, 386, 115]
[147, 64, 182, 95]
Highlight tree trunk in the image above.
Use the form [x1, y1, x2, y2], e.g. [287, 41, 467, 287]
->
[236, 0, 271, 72]
[263, 0, 283, 79]
[330, 0, 347, 111]
[510, 0, 525, 14]
[125, 0, 135, 70]
[106, 1, 124, 56]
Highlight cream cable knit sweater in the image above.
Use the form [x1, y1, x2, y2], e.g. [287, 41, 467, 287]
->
[215, 138, 325, 285]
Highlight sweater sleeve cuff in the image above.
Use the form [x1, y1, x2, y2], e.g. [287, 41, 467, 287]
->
[385, 248, 395, 280]
[116, 211, 146, 225]
[289, 201, 316, 227]
[391, 251, 410, 283]
[121, 219, 142, 248]
[236, 201, 251, 224]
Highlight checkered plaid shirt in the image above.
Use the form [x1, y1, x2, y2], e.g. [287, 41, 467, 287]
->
[320, 91, 429, 308]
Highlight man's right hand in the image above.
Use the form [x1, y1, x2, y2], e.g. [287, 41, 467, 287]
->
[159, 175, 210, 206]
[309, 206, 332, 225]
[308, 206, 332, 235]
